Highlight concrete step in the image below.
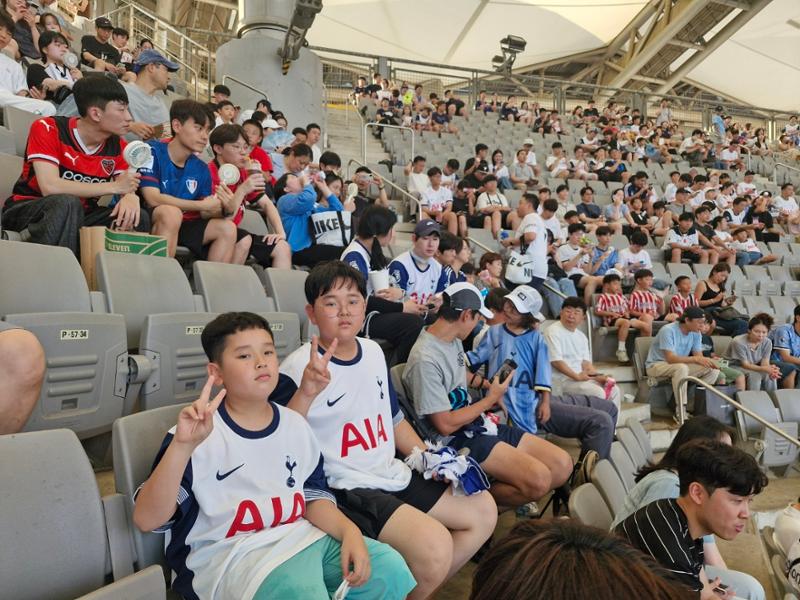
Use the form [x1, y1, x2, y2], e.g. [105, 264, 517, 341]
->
[325, 105, 389, 166]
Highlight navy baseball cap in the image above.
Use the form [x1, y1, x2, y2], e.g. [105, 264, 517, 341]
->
[414, 219, 441, 237]
[133, 49, 179, 74]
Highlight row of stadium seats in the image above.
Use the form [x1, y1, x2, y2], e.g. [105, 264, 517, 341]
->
[0, 240, 311, 438]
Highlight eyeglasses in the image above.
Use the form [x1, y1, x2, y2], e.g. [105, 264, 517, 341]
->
[226, 144, 249, 152]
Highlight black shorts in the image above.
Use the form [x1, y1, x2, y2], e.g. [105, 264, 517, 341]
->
[177, 219, 250, 259]
[466, 213, 487, 228]
[569, 273, 586, 287]
[663, 249, 701, 262]
[332, 472, 449, 539]
[447, 423, 525, 463]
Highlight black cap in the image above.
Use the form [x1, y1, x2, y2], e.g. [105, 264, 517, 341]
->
[414, 219, 441, 237]
[95, 17, 113, 29]
[682, 306, 706, 321]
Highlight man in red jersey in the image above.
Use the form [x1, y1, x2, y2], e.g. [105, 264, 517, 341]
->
[2, 74, 146, 255]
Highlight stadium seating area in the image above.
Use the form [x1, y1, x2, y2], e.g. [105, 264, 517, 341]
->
[2, 3, 800, 599]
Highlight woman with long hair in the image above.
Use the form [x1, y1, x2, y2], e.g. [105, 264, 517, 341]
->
[471, 519, 692, 600]
[694, 263, 748, 336]
[610, 416, 765, 600]
[340, 206, 425, 363]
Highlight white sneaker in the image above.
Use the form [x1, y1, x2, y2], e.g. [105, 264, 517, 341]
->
[616, 349, 630, 363]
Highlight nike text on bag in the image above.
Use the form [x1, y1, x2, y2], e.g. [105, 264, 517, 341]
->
[310, 211, 352, 247]
[504, 250, 536, 284]
[79, 226, 168, 289]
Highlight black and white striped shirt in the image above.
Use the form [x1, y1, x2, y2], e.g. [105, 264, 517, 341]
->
[615, 498, 705, 593]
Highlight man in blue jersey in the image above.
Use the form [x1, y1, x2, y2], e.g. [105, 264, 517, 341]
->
[388, 219, 450, 312]
[137, 98, 238, 261]
[404, 282, 573, 509]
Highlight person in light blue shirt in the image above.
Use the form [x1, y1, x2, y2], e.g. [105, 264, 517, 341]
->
[711, 106, 726, 145]
[611, 416, 765, 600]
[276, 172, 345, 268]
[589, 225, 619, 277]
[645, 307, 720, 418]
[770, 303, 800, 389]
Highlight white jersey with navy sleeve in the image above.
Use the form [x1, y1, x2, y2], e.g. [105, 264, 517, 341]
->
[140, 399, 332, 600]
[388, 251, 448, 305]
[466, 324, 552, 434]
[277, 337, 412, 492]
[341, 239, 387, 297]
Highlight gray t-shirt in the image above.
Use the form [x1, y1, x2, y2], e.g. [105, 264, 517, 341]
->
[728, 334, 772, 366]
[121, 82, 169, 141]
[403, 329, 468, 443]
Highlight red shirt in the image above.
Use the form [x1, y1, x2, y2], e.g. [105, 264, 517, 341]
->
[596, 293, 629, 326]
[207, 160, 262, 226]
[669, 292, 697, 316]
[249, 145, 274, 184]
[630, 289, 662, 316]
[10, 116, 128, 211]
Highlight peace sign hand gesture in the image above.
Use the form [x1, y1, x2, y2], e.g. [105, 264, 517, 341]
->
[299, 335, 338, 400]
[174, 378, 226, 449]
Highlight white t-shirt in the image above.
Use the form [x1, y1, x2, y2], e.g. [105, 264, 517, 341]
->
[516, 212, 548, 279]
[388, 251, 447, 305]
[616, 247, 652, 276]
[736, 181, 757, 197]
[663, 182, 678, 202]
[663, 227, 699, 250]
[0, 52, 27, 94]
[728, 237, 759, 253]
[280, 338, 411, 492]
[546, 155, 568, 174]
[476, 192, 508, 211]
[420, 186, 453, 212]
[724, 209, 747, 226]
[720, 148, 739, 161]
[556, 243, 589, 276]
[541, 214, 561, 241]
[773, 196, 799, 215]
[525, 150, 538, 167]
[407, 172, 429, 196]
[543, 320, 591, 392]
[775, 504, 800, 594]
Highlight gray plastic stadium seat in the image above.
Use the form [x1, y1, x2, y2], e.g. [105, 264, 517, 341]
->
[767, 266, 792, 282]
[609, 441, 637, 492]
[239, 209, 269, 237]
[771, 297, 797, 323]
[193, 261, 276, 313]
[733, 280, 756, 296]
[617, 428, 647, 470]
[113, 404, 185, 579]
[693, 263, 712, 281]
[568, 483, 613, 529]
[262, 267, 316, 341]
[0, 429, 165, 599]
[0, 240, 128, 437]
[743, 265, 770, 282]
[758, 281, 782, 297]
[592, 459, 628, 518]
[774, 389, 800, 425]
[4, 105, 41, 156]
[97, 252, 212, 411]
[735, 391, 798, 470]
[744, 295, 771, 315]
[667, 263, 693, 281]
[625, 417, 653, 462]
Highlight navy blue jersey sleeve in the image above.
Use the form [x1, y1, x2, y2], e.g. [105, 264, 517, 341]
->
[387, 375, 404, 426]
[270, 373, 299, 407]
[435, 267, 450, 293]
[137, 141, 162, 189]
[303, 455, 335, 505]
[466, 328, 492, 372]
[389, 260, 410, 292]
[133, 431, 195, 533]
[343, 250, 369, 278]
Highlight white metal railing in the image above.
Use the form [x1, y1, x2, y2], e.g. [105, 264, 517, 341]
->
[102, 1, 211, 100]
[363, 123, 415, 166]
[222, 75, 269, 102]
[774, 162, 800, 185]
[676, 376, 800, 452]
[346, 157, 421, 221]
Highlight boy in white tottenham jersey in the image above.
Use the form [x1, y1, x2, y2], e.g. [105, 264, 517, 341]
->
[388, 219, 450, 310]
[133, 312, 414, 600]
[276, 262, 497, 600]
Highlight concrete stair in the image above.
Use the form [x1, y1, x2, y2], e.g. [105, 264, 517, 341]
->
[324, 104, 389, 169]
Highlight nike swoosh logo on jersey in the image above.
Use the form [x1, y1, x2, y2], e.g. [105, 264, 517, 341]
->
[216, 463, 245, 481]
[327, 393, 345, 407]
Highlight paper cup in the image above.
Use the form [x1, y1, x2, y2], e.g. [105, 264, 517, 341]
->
[369, 270, 390, 292]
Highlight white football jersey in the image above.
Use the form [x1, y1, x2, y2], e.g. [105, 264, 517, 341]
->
[142, 400, 332, 600]
[388, 250, 448, 305]
[278, 338, 411, 492]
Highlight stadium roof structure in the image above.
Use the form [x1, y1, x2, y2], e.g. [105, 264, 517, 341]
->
[305, 0, 799, 111]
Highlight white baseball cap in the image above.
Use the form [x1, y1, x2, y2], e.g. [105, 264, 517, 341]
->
[263, 118, 281, 129]
[443, 282, 493, 319]
[505, 285, 545, 321]
[522, 138, 535, 146]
